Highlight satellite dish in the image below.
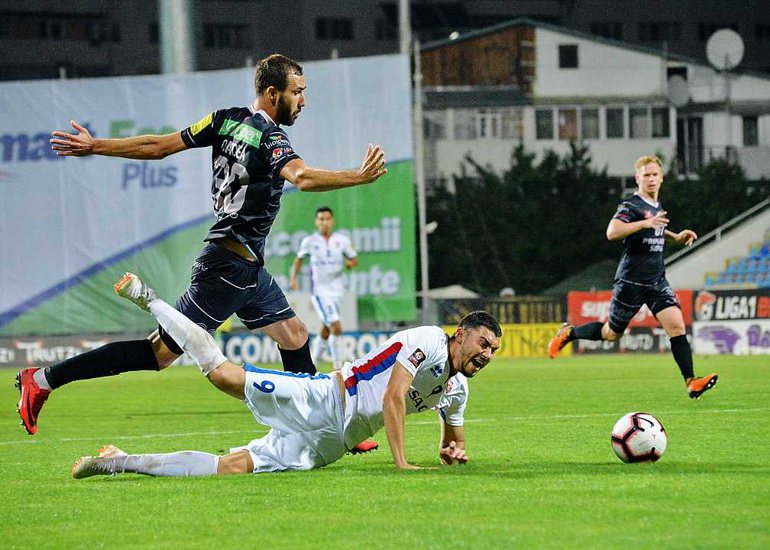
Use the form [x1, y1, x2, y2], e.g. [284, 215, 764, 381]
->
[667, 75, 690, 107]
[706, 29, 744, 70]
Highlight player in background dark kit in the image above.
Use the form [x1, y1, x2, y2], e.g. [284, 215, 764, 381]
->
[548, 155, 718, 399]
[16, 54, 387, 438]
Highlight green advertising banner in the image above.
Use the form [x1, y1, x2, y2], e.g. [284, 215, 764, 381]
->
[265, 160, 416, 322]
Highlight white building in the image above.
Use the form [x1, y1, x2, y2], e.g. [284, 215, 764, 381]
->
[421, 18, 770, 187]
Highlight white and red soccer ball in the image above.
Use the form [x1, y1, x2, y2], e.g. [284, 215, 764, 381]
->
[611, 412, 667, 463]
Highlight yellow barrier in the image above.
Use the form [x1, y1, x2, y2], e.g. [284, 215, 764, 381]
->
[443, 323, 570, 359]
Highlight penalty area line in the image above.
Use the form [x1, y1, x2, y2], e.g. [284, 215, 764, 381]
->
[0, 429, 260, 447]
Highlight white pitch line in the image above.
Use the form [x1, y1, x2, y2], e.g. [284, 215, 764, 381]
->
[2, 408, 767, 446]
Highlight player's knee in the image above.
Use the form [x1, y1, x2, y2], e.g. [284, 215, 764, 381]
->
[603, 327, 622, 342]
[666, 325, 686, 338]
[148, 331, 180, 370]
[217, 450, 253, 475]
[330, 322, 342, 336]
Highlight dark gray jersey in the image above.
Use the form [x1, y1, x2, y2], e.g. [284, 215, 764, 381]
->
[181, 106, 301, 264]
[612, 194, 666, 284]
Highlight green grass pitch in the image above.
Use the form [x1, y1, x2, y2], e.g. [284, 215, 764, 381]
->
[1, 354, 768, 549]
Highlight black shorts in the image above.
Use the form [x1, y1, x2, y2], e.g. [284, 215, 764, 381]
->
[159, 242, 295, 354]
[607, 277, 680, 334]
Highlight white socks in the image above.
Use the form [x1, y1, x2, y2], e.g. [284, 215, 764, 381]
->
[33, 369, 52, 390]
[148, 299, 227, 376]
[115, 451, 219, 477]
[310, 335, 328, 364]
[328, 334, 342, 370]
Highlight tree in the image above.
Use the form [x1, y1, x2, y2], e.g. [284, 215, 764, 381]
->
[426, 144, 769, 295]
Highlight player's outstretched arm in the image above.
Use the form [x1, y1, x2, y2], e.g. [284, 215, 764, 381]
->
[51, 120, 188, 160]
[280, 144, 387, 192]
[665, 229, 697, 246]
[606, 210, 669, 241]
[382, 362, 421, 470]
[439, 421, 468, 465]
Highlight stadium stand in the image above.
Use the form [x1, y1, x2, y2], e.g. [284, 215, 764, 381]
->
[704, 229, 770, 289]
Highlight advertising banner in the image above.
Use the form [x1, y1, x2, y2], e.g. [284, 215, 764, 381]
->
[693, 320, 770, 355]
[574, 327, 691, 354]
[443, 323, 567, 359]
[439, 297, 567, 325]
[568, 290, 694, 327]
[692, 289, 770, 322]
[0, 54, 414, 336]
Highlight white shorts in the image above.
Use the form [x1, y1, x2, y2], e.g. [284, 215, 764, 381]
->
[312, 294, 342, 326]
[231, 364, 346, 473]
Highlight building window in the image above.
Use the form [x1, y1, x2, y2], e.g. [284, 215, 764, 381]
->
[316, 17, 353, 40]
[606, 108, 625, 139]
[424, 111, 447, 139]
[743, 116, 759, 147]
[558, 45, 578, 68]
[630, 107, 650, 138]
[375, 18, 396, 40]
[581, 108, 600, 139]
[558, 109, 577, 140]
[698, 22, 738, 41]
[590, 22, 622, 40]
[476, 109, 501, 139]
[501, 108, 524, 140]
[148, 22, 159, 44]
[203, 24, 248, 49]
[652, 107, 670, 138]
[536, 109, 554, 140]
[453, 109, 476, 140]
[638, 22, 681, 42]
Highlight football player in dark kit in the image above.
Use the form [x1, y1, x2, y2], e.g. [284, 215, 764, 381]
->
[17, 54, 387, 442]
[548, 155, 718, 399]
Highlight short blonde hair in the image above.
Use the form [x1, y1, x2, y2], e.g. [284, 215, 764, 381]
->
[635, 155, 662, 172]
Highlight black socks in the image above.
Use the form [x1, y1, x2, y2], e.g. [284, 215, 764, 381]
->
[572, 322, 605, 341]
[279, 339, 317, 375]
[670, 334, 694, 380]
[44, 339, 159, 390]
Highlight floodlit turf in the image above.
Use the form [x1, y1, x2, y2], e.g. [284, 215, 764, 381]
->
[1, 354, 769, 549]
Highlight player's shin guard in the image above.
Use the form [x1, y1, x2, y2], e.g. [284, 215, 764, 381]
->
[121, 451, 219, 477]
[572, 322, 604, 341]
[44, 340, 159, 390]
[670, 334, 695, 380]
[148, 300, 227, 376]
[279, 339, 316, 375]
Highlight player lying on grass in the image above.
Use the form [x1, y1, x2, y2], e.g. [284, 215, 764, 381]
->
[547, 155, 717, 400]
[72, 273, 501, 478]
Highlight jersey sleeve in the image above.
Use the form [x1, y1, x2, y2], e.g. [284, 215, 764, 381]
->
[296, 235, 312, 259]
[437, 375, 468, 426]
[180, 110, 225, 148]
[612, 198, 637, 223]
[342, 235, 357, 259]
[396, 327, 447, 378]
[261, 128, 301, 176]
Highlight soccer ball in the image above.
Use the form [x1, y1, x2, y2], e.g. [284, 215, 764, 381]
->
[611, 412, 667, 463]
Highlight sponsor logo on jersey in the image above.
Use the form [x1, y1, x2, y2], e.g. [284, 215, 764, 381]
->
[408, 348, 426, 368]
[430, 363, 444, 378]
[190, 112, 213, 135]
[218, 118, 263, 148]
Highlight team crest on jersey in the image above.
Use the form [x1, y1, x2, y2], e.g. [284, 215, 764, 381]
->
[644, 210, 653, 219]
[430, 364, 444, 378]
[445, 379, 453, 392]
[272, 148, 284, 158]
[408, 349, 426, 368]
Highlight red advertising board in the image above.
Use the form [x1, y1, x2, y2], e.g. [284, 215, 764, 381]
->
[568, 290, 694, 327]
